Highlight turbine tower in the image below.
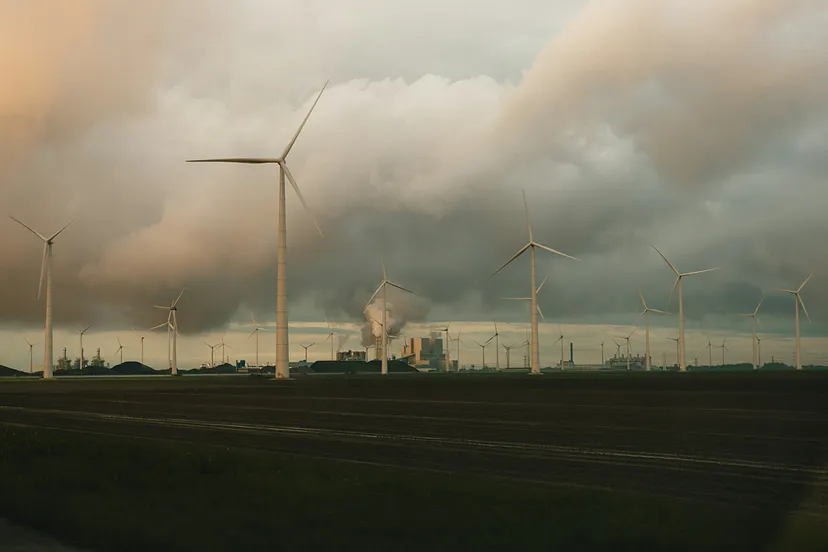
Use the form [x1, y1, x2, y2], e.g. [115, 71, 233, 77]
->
[450, 329, 463, 372]
[634, 290, 669, 371]
[151, 288, 185, 375]
[706, 337, 713, 367]
[300, 343, 314, 363]
[490, 192, 578, 375]
[737, 296, 764, 370]
[719, 339, 728, 366]
[9, 215, 75, 379]
[366, 260, 416, 375]
[24, 339, 39, 374]
[473, 338, 493, 369]
[247, 312, 268, 367]
[324, 320, 336, 361]
[492, 322, 500, 370]
[776, 274, 813, 370]
[618, 328, 636, 371]
[188, 82, 328, 379]
[216, 336, 232, 364]
[554, 325, 565, 369]
[132, 328, 146, 366]
[77, 325, 92, 371]
[435, 322, 452, 373]
[502, 343, 515, 369]
[652, 246, 717, 372]
[667, 336, 679, 367]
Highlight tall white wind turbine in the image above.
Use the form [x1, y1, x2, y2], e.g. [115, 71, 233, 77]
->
[24, 339, 39, 374]
[737, 296, 764, 370]
[300, 343, 315, 363]
[490, 192, 578, 375]
[77, 325, 92, 371]
[652, 246, 718, 372]
[151, 288, 185, 375]
[204, 342, 219, 367]
[618, 328, 636, 371]
[776, 274, 813, 370]
[9, 215, 75, 379]
[187, 83, 328, 380]
[502, 343, 515, 369]
[473, 338, 493, 369]
[634, 290, 669, 371]
[216, 336, 232, 364]
[491, 322, 500, 370]
[366, 260, 416, 375]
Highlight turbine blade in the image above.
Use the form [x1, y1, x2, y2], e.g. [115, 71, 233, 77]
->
[153, 305, 170, 310]
[667, 276, 679, 308]
[754, 295, 764, 316]
[776, 288, 796, 294]
[639, 289, 647, 309]
[250, 311, 258, 327]
[756, 317, 764, 330]
[186, 158, 282, 164]
[387, 281, 417, 295]
[628, 327, 637, 339]
[650, 309, 670, 314]
[553, 336, 562, 345]
[489, 243, 530, 280]
[9, 216, 47, 241]
[798, 273, 814, 293]
[798, 294, 811, 323]
[282, 163, 323, 237]
[536, 275, 548, 294]
[365, 282, 384, 309]
[48, 217, 77, 241]
[633, 310, 644, 325]
[534, 243, 580, 261]
[171, 287, 186, 308]
[37, 243, 48, 300]
[282, 80, 329, 159]
[522, 189, 533, 243]
[652, 245, 680, 275]
[682, 268, 719, 277]
[246, 329, 256, 342]
[82, 325, 92, 334]
[537, 304, 545, 322]
[149, 322, 168, 331]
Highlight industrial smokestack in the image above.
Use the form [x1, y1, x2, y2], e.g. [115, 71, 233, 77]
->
[570, 342, 573, 364]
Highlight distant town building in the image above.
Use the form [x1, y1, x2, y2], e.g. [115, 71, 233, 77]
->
[337, 350, 367, 361]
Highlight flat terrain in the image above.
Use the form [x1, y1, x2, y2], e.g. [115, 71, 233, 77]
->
[1, 372, 828, 550]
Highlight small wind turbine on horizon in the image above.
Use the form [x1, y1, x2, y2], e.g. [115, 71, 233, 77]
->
[490, 191, 579, 376]
[132, 328, 146, 366]
[719, 339, 729, 366]
[434, 322, 452, 373]
[652, 246, 718, 372]
[24, 339, 39, 374]
[113, 337, 126, 366]
[300, 343, 315, 363]
[634, 290, 669, 371]
[247, 312, 268, 367]
[473, 337, 493, 369]
[450, 329, 464, 372]
[553, 325, 566, 370]
[216, 336, 232, 365]
[667, 336, 680, 367]
[150, 288, 185, 375]
[618, 328, 636, 371]
[737, 296, 764, 370]
[366, 260, 416, 375]
[204, 342, 219, 367]
[187, 82, 328, 380]
[776, 274, 813, 370]
[706, 337, 713, 367]
[9, 215, 76, 379]
[324, 319, 336, 361]
[77, 325, 92, 372]
[502, 343, 515, 369]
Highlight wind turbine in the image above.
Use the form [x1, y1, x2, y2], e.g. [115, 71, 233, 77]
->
[435, 322, 452, 373]
[366, 260, 416, 375]
[757, 337, 763, 367]
[24, 339, 39, 374]
[737, 296, 764, 370]
[491, 322, 500, 370]
[132, 328, 145, 366]
[490, 192, 579, 375]
[450, 329, 464, 372]
[706, 337, 713, 367]
[113, 337, 126, 366]
[188, 83, 327, 380]
[300, 343, 315, 363]
[247, 312, 268, 367]
[719, 339, 729, 366]
[652, 246, 718, 372]
[613, 340, 622, 359]
[324, 320, 337, 361]
[151, 288, 185, 375]
[9, 215, 75, 379]
[502, 343, 515, 369]
[634, 290, 669, 371]
[77, 325, 92, 371]
[204, 342, 218, 367]
[216, 336, 232, 364]
[473, 338, 493, 369]
[618, 328, 636, 371]
[777, 274, 813, 370]
[553, 326, 565, 369]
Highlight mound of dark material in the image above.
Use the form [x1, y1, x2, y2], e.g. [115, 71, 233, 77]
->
[197, 363, 237, 374]
[110, 362, 159, 375]
[0, 365, 26, 376]
[55, 366, 112, 376]
[307, 360, 418, 374]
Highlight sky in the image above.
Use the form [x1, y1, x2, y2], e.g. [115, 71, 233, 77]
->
[1, 0, 827, 370]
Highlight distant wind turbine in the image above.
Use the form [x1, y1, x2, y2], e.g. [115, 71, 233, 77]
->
[634, 290, 669, 371]
[216, 336, 232, 364]
[114, 337, 126, 366]
[9, 215, 76, 379]
[776, 274, 813, 370]
[618, 328, 636, 371]
[706, 337, 713, 367]
[473, 338, 493, 369]
[204, 342, 218, 367]
[553, 326, 566, 369]
[652, 246, 718, 372]
[737, 296, 764, 370]
[132, 328, 145, 366]
[435, 322, 452, 373]
[719, 339, 729, 366]
[324, 319, 337, 361]
[490, 192, 579, 375]
[300, 343, 315, 363]
[77, 325, 92, 371]
[366, 259, 416, 375]
[667, 336, 680, 367]
[151, 288, 185, 375]
[502, 343, 515, 369]
[247, 312, 268, 367]
[187, 82, 328, 380]
[24, 339, 39, 374]
[450, 329, 464, 372]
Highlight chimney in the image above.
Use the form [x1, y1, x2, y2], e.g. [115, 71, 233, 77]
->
[570, 342, 573, 364]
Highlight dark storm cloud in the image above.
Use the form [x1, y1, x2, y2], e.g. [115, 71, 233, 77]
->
[1, 0, 827, 337]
